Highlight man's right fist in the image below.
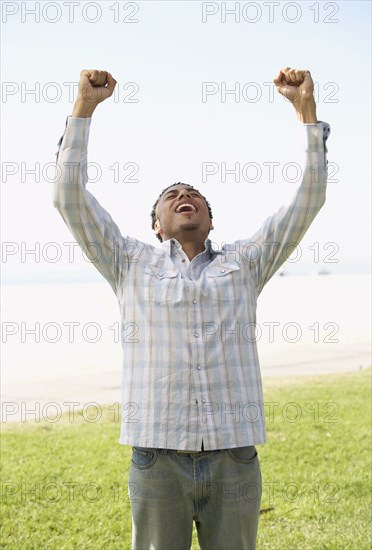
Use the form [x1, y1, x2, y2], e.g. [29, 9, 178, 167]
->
[72, 69, 117, 118]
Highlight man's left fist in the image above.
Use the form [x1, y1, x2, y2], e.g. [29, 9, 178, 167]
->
[273, 67, 314, 103]
[273, 67, 317, 123]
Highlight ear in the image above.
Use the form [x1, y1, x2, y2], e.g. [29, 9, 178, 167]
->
[210, 220, 214, 231]
[154, 220, 162, 235]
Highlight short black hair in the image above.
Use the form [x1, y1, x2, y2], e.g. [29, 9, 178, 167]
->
[150, 182, 213, 242]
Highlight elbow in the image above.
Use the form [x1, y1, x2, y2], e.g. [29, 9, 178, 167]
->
[53, 185, 68, 214]
[319, 185, 327, 210]
[312, 190, 326, 219]
[52, 187, 62, 211]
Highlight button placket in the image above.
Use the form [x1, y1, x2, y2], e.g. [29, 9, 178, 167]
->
[189, 283, 210, 431]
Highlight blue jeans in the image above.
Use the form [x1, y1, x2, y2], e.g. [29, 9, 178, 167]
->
[128, 446, 261, 550]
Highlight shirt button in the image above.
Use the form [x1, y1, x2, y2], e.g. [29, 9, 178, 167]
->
[201, 398, 206, 403]
[197, 365, 201, 370]
[220, 269, 225, 273]
[182, 259, 186, 262]
[193, 299, 197, 304]
[194, 333, 199, 338]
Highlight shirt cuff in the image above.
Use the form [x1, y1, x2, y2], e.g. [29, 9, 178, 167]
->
[303, 120, 331, 154]
[56, 116, 92, 159]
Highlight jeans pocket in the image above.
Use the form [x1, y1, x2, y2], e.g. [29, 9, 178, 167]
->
[227, 445, 257, 464]
[131, 447, 159, 470]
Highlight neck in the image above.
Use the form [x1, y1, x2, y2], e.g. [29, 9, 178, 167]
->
[180, 239, 206, 261]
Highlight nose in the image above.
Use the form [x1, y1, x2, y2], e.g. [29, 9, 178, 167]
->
[179, 189, 191, 198]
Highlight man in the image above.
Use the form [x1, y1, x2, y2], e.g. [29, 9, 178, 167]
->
[54, 67, 330, 550]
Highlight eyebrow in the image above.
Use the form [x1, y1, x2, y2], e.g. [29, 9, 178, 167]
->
[162, 188, 201, 199]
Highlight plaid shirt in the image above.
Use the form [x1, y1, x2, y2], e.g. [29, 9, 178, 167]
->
[54, 117, 330, 450]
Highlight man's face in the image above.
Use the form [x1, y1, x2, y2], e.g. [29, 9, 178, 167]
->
[155, 185, 213, 242]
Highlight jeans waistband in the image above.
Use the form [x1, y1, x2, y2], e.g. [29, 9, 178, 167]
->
[133, 446, 226, 456]
[176, 449, 225, 455]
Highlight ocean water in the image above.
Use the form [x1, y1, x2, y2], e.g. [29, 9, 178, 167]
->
[1, 273, 370, 420]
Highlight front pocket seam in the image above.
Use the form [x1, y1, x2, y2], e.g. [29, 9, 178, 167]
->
[131, 449, 159, 470]
[227, 448, 257, 464]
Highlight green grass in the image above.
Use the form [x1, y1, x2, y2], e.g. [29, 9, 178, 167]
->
[1, 369, 371, 549]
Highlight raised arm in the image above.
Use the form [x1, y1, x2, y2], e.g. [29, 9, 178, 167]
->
[53, 70, 138, 293]
[244, 67, 330, 294]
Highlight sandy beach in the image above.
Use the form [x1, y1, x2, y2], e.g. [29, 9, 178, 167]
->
[1, 273, 370, 422]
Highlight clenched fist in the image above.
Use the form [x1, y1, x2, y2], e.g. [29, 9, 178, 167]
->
[273, 67, 317, 123]
[72, 69, 117, 118]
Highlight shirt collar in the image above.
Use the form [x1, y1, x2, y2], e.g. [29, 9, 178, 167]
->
[160, 238, 221, 259]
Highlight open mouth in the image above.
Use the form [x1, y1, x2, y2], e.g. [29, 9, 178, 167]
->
[175, 203, 197, 213]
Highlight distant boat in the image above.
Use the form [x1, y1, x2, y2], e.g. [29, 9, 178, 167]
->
[310, 269, 330, 276]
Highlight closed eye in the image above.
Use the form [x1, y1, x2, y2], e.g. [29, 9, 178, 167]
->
[163, 191, 202, 200]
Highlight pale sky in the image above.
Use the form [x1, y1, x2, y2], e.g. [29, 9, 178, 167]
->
[1, 0, 371, 282]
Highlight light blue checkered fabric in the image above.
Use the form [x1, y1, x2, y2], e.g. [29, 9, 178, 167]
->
[54, 117, 330, 451]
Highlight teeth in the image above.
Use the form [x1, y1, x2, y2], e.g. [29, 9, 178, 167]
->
[176, 203, 196, 213]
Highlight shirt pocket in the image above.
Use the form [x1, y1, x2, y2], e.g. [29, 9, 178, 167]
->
[144, 265, 178, 303]
[206, 261, 242, 301]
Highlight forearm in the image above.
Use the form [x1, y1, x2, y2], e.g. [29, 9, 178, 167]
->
[53, 117, 91, 216]
[247, 121, 330, 293]
[277, 122, 330, 238]
[294, 122, 329, 217]
[72, 98, 97, 118]
[295, 98, 317, 123]
[53, 116, 127, 291]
